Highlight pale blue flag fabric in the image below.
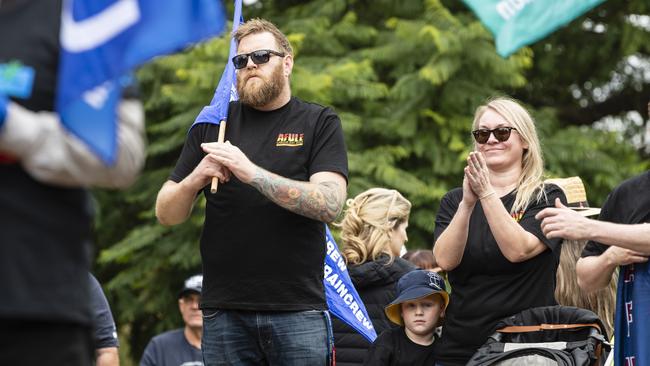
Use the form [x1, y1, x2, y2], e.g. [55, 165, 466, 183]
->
[324, 226, 377, 342]
[462, 0, 606, 57]
[191, 0, 242, 129]
[57, 0, 226, 164]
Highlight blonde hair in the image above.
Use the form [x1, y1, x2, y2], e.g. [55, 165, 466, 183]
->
[473, 97, 546, 214]
[556, 240, 617, 337]
[337, 188, 412, 265]
[233, 18, 293, 55]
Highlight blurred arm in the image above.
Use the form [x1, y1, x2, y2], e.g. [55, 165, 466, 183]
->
[96, 347, 119, 366]
[0, 99, 145, 188]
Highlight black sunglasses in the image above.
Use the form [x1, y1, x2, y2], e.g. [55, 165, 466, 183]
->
[472, 127, 517, 144]
[232, 49, 285, 69]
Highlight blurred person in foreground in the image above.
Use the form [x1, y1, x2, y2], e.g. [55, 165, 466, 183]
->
[432, 97, 566, 365]
[0, 1, 144, 365]
[154, 18, 348, 365]
[140, 275, 204, 366]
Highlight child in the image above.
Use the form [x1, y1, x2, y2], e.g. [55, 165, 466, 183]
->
[363, 270, 449, 366]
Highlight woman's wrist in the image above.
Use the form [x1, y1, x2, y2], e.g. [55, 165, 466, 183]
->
[459, 198, 476, 210]
[479, 190, 496, 200]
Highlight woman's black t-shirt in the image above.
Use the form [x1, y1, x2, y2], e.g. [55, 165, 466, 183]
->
[433, 185, 566, 365]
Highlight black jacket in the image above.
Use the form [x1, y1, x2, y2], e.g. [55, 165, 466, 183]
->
[332, 255, 416, 366]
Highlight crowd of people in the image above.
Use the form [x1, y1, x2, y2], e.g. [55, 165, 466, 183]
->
[1, 6, 648, 366]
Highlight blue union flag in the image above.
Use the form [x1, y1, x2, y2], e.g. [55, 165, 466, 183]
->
[192, 0, 242, 128]
[324, 226, 377, 342]
[57, 0, 226, 163]
[614, 263, 650, 366]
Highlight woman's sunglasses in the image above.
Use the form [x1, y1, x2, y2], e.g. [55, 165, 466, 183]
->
[231, 49, 285, 69]
[472, 127, 517, 144]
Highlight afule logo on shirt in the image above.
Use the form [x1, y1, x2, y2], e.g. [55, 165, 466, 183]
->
[276, 133, 304, 147]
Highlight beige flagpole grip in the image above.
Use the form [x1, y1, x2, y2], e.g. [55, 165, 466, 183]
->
[210, 120, 227, 194]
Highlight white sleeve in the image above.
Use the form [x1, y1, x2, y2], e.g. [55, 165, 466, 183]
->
[0, 99, 145, 188]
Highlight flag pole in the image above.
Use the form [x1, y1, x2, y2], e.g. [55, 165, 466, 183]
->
[210, 119, 227, 193]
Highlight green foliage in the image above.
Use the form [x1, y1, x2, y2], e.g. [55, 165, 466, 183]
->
[93, 0, 648, 362]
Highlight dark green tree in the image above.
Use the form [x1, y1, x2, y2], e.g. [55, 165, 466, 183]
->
[93, 1, 648, 363]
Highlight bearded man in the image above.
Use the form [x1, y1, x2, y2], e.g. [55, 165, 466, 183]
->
[155, 18, 348, 366]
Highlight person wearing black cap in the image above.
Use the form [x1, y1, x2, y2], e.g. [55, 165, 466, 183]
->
[140, 275, 204, 366]
[363, 270, 449, 366]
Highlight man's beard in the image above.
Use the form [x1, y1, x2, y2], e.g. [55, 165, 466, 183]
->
[237, 62, 285, 108]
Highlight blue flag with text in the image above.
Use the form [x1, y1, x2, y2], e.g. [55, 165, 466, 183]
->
[614, 263, 650, 366]
[57, 0, 226, 163]
[192, 0, 242, 128]
[462, 0, 605, 57]
[324, 226, 377, 342]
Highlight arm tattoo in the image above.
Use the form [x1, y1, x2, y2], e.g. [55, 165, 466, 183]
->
[250, 167, 345, 222]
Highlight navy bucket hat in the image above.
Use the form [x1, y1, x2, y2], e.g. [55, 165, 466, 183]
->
[385, 270, 449, 325]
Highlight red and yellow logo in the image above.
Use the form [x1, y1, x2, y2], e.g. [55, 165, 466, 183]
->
[276, 133, 304, 147]
[511, 210, 524, 223]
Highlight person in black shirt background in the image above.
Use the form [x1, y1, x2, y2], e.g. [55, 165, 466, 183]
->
[432, 97, 566, 365]
[0, 1, 145, 365]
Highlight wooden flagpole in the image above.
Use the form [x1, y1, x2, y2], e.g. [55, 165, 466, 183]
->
[210, 120, 227, 193]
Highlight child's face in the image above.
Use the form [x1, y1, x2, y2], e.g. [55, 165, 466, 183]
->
[400, 294, 444, 337]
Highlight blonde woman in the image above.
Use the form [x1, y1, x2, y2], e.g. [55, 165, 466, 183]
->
[331, 188, 417, 366]
[432, 97, 567, 365]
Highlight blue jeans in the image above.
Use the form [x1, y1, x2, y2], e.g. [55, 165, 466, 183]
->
[202, 309, 332, 366]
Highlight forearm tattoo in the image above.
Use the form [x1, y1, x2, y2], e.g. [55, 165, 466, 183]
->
[250, 167, 344, 222]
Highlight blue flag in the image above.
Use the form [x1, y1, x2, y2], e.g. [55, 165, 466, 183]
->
[324, 226, 377, 343]
[57, 0, 227, 164]
[614, 263, 650, 366]
[462, 0, 605, 57]
[192, 0, 242, 128]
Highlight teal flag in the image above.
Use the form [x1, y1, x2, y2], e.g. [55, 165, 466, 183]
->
[462, 0, 606, 57]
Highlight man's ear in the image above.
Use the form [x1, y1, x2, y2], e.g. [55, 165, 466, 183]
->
[283, 54, 294, 77]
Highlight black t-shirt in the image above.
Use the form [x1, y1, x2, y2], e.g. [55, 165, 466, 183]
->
[432, 185, 566, 365]
[171, 97, 348, 311]
[139, 329, 202, 366]
[363, 326, 437, 366]
[581, 171, 650, 258]
[0, 0, 92, 325]
[89, 274, 119, 349]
